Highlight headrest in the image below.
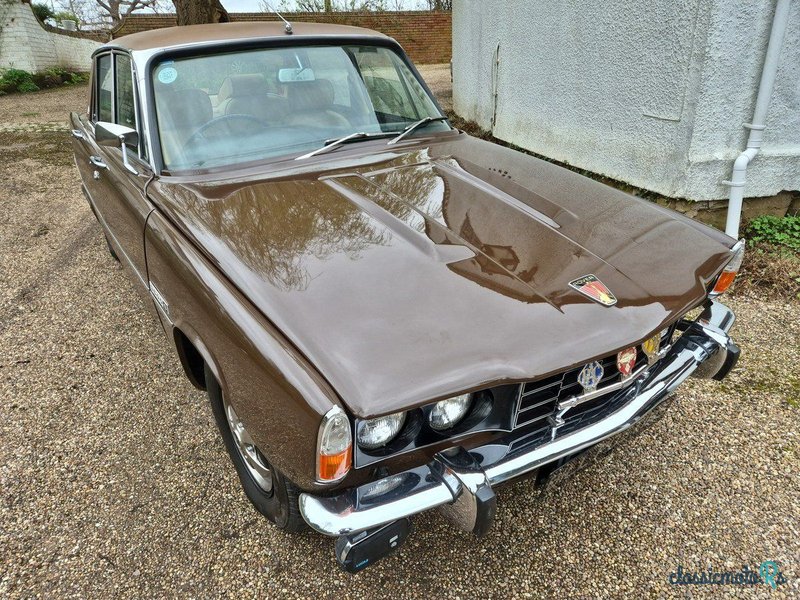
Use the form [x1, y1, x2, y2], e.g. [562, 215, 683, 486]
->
[218, 74, 269, 102]
[285, 79, 335, 111]
[159, 88, 212, 129]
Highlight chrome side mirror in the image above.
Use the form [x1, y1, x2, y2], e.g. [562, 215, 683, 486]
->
[95, 121, 139, 175]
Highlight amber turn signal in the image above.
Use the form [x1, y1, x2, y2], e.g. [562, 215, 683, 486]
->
[710, 240, 745, 296]
[316, 406, 353, 482]
[318, 448, 352, 482]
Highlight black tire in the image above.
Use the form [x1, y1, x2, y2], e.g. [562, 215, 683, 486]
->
[204, 364, 306, 532]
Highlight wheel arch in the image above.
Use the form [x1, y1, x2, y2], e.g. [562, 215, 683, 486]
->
[173, 326, 208, 390]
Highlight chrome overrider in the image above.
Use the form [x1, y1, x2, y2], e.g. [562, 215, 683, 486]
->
[299, 299, 738, 537]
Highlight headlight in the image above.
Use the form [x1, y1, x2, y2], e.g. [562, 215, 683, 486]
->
[429, 393, 472, 430]
[357, 411, 406, 449]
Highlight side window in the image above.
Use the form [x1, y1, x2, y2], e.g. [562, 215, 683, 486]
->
[115, 54, 136, 132]
[96, 54, 113, 122]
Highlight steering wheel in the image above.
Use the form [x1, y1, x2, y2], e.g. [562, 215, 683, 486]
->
[184, 114, 270, 148]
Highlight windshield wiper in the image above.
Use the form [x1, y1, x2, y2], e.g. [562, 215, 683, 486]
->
[387, 116, 449, 146]
[295, 131, 394, 160]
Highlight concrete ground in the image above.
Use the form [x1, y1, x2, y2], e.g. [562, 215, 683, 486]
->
[1, 72, 798, 598]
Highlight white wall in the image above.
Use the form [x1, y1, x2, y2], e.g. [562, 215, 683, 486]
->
[0, 0, 99, 72]
[452, 0, 800, 202]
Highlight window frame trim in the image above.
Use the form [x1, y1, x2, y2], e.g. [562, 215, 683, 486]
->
[91, 48, 151, 167]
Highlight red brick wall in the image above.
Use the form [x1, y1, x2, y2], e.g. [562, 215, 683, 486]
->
[114, 11, 451, 64]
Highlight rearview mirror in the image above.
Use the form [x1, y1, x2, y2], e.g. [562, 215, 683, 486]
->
[95, 121, 139, 175]
[278, 67, 315, 83]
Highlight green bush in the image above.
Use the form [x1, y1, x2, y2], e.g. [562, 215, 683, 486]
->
[17, 80, 40, 93]
[54, 11, 80, 28]
[68, 72, 89, 85]
[0, 67, 88, 93]
[0, 68, 40, 93]
[746, 214, 800, 253]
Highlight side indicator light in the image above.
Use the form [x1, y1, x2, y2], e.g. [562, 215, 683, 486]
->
[710, 240, 745, 296]
[318, 449, 352, 482]
[316, 406, 352, 483]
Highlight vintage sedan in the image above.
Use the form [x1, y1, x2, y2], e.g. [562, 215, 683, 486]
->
[71, 22, 743, 572]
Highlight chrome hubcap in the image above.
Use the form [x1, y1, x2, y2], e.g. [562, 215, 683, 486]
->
[224, 400, 273, 493]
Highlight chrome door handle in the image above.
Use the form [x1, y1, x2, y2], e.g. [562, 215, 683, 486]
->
[89, 155, 108, 169]
[71, 129, 84, 139]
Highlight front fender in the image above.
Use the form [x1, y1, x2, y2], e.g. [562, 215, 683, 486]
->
[144, 209, 342, 490]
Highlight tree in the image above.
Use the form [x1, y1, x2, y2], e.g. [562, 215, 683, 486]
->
[426, 0, 451, 10]
[31, 3, 56, 23]
[173, 0, 230, 25]
[267, 0, 388, 11]
[95, 0, 165, 29]
[48, 0, 171, 32]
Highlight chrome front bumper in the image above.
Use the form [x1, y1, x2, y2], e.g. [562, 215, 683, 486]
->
[300, 299, 738, 537]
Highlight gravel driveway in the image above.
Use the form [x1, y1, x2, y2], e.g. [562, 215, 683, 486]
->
[1, 74, 798, 599]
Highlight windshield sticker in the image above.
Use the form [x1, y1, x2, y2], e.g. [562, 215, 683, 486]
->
[158, 67, 178, 84]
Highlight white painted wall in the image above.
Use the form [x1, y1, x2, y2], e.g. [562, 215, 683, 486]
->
[452, 0, 800, 202]
[0, 1, 99, 72]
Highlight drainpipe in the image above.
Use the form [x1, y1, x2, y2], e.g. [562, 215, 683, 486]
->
[723, 0, 792, 238]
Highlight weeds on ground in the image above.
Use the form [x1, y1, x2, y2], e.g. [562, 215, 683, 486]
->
[734, 215, 800, 301]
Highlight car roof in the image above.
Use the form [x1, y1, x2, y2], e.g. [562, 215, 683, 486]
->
[109, 21, 389, 52]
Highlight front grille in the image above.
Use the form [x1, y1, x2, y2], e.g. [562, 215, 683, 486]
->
[513, 324, 676, 430]
[514, 352, 644, 428]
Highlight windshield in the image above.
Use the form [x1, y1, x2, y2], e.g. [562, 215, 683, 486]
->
[151, 44, 448, 171]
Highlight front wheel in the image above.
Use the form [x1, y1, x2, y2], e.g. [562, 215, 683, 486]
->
[205, 365, 306, 532]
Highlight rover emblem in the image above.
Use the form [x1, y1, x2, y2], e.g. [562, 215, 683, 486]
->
[569, 274, 617, 306]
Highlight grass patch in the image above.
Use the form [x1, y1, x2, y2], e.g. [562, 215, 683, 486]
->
[0, 131, 74, 167]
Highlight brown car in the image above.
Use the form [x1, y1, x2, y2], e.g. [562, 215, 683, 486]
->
[70, 21, 743, 572]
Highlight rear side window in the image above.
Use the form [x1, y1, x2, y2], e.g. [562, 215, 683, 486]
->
[96, 54, 113, 122]
[115, 54, 136, 131]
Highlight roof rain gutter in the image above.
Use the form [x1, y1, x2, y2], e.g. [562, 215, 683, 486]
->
[723, 0, 792, 238]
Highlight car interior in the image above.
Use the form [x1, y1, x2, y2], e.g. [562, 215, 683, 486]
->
[152, 45, 445, 169]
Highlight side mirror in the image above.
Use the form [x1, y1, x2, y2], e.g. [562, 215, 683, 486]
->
[95, 121, 139, 174]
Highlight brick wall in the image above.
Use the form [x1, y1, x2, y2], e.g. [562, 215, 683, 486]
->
[115, 11, 451, 64]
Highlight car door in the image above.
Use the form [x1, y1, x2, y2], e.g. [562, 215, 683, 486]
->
[71, 51, 154, 288]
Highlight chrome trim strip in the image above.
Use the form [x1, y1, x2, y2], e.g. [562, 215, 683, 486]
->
[299, 300, 736, 537]
[520, 379, 562, 397]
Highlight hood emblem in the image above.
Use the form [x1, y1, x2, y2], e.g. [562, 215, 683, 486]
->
[569, 274, 617, 306]
[577, 361, 604, 393]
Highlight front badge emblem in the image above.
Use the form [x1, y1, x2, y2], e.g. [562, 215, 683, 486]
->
[569, 274, 617, 306]
[642, 333, 661, 365]
[616, 347, 637, 377]
[577, 361, 604, 393]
